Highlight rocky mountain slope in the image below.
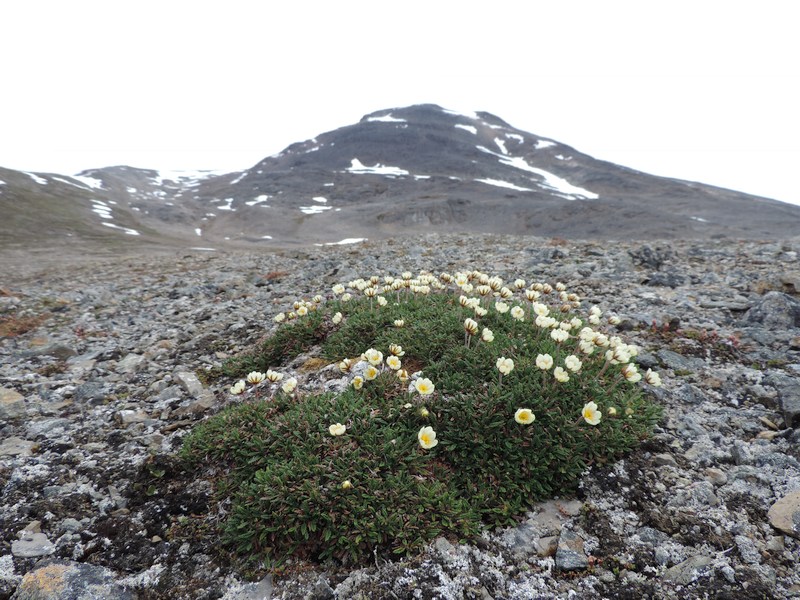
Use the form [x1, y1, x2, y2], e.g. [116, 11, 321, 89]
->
[1, 235, 799, 599]
[2, 104, 800, 254]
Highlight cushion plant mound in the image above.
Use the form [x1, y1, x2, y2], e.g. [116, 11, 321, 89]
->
[181, 270, 662, 566]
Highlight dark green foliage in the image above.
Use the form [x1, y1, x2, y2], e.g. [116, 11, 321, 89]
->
[182, 279, 662, 567]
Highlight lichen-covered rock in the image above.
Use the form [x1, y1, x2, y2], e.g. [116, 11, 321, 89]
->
[12, 560, 132, 600]
[744, 291, 800, 329]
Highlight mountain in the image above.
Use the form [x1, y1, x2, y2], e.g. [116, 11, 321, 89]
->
[2, 103, 799, 252]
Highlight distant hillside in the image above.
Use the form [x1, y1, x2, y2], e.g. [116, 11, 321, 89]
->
[2, 103, 799, 251]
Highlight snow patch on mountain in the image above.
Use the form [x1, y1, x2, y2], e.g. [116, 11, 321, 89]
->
[367, 113, 406, 123]
[476, 145, 598, 200]
[24, 172, 48, 185]
[72, 174, 104, 189]
[505, 133, 524, 144]
[347, 159, 409, 177]
[312, 197, 328, 204]
[300, 205, 333, 215]
[455, 124, 478, 135]
[494, 139, 509, 155]
[246, 195, 270, 207]
[535, 140, 556, 150]
[442, 107, 479, 120]
[475, 178, 534, 192]
[101, 222, 140, 235]
[314, 238, 368, 246]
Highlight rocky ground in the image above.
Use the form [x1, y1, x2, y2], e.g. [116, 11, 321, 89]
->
[1, 233, 799, 599]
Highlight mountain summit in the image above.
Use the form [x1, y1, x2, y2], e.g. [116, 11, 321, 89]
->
[2, 103, 799, 250]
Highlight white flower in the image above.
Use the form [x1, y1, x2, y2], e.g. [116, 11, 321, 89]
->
[579, 340, 596, 355]
[266, 369, 284, 382]
[622, 364, 642, 383]
[341, 479, 353, 489]
[590, 306, 602, 316]
[296, 305, 308, 317]
[474, 306, 488, 317]
[514, 408, 535, 425]
[496, 357, 515, 375]
[352, 375, 364, 390]
[553, 366, 569, 383]
[363, 348, 383, 366]
[494, 301, 509, 314]
[377, 296, 388, 307]
[329, 423, 346, 436]
[582, 401, 602, 425]
[535, 354, 554, 370]
[230, 380, 246, 395]
[481, 328, 494, 343]
[588, 314, 601, 326]
[525, 289, 540, 301]
[645, 369, 662, 386]
[389, 344, 405, 356]
[281, 377, 297, 393]
[394, 319, 405, 327]
[510, 306, 525, 321]
[564, 355, 582, 373]
[274, 313, 286, 323]
[550, 329, 569, 343]
[332, 284, 345, 295]
[414, 377, 435, 396]
[514, 279, 526, 290]
[364, 365, 380, 381]
[499, 287, 514, 299]
[418, 426, 438, 449]
[464, 318, 479, 335]
[246, 371, 266, 384]
[532, 303, 549, 317]
[332, 312, 343, 325]
[386, 355, 402, 370]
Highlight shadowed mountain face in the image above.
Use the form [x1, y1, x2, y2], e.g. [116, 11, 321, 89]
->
[2, 103, 799, 251]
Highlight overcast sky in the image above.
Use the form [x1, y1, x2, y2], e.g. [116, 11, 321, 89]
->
[3, 1, 799, 206]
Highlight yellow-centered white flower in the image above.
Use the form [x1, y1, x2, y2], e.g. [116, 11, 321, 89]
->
[496, 357, 515, 375]
[514, 408, 535, 425]
[582, 401, 602, 425]
[414, 378, 435, 396]
[418, 426, 438, 449]
[329, 423, 346, 436]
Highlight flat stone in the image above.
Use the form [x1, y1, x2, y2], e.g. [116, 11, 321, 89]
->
[776, 382, 800, 428]
[653, 453, 678, 468]
[0, 387, 25, 419]
[116, 353, 145, 374]
[743, 291, 800, 329]
[662, 555, 714, 584]
[0, 437, 36, 457]
[13, 559, 132, 599]
[12, 532, 55, 558]
[174, 370, 204, 397]
[115, 409, 150, 425]
[704, 468, 728, 486]
[555, 530, 588, 571]
[656, 349, 705, 372]
[534, 535, 559, 557]
[768, 491, 800, 539]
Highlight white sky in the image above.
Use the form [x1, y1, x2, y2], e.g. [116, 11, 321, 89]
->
[2, 1, 799, 206]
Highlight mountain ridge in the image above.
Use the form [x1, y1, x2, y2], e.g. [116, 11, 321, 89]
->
[2, 103, 799, 251]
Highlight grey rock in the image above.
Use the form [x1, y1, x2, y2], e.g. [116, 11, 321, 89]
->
[555, 530, 588, 571]
[221, 574, 274, 600]
[768, 490, 800, 539]
[734, 535, 761, 564]
[744, 291, 800, 329]
[653, 453, 678, 468]
[656, 350, 705, 372]
[629, 245, 674, 270]
[174, 370, 204, 397]
[644, 271, 686, 288]
[0, 387, 25, 419]
[72, 382, 106, 405]
[12, 532, 55, 558]
[12, 559, 132, 599]
[662, 555, 713, 584]
[0, 437, 36, 457]
[116, 353, 145, 374]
